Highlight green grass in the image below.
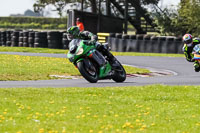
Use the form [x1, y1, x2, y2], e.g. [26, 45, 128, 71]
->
[0, 54, 79, 81]
[0, 46, 185, 57]
[0, 47, 67, 54]
[0, 54, 149, 81]
[112, 51, 184, 57]
[0, 85, 200, 132]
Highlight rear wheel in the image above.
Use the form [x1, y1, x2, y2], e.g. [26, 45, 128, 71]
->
[112, 60, 126, 82]
[77, 60, 98, 83]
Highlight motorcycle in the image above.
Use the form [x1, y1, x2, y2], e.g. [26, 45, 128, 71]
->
[67, 39, 126, 83]
[193, 44, 200, 61]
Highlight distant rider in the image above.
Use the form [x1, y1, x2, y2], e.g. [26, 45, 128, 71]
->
[182, 33, 200, 72]
[66, 26, 117, 66]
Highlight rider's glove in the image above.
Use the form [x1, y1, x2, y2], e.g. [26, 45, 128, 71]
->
[88, 40, 96, 45]
[88, 35, 98, 45]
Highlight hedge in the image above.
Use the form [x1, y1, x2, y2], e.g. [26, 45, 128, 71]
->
[0, 17, 67, 29]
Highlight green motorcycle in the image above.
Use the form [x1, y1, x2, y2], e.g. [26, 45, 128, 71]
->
[67, 39, 126, 83]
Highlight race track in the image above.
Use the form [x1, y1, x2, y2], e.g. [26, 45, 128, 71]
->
[0, 52, 200, 88]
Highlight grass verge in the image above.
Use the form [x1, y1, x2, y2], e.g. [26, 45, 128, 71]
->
[0, 54, 149, 81]
[0, 85, 200, 132]
[0, 47, 67, 54]
[112, 51, 184, 57]
[0, 46, 184, 57]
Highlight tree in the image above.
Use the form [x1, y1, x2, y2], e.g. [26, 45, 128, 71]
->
[34, 0, 98, 17]
[34, 0, 77, 17]
[152, 0, 200, 36]
[141, 0, 160, 5]
[176, 0, 200, 36]
[34, 0, 160, 17]
[151, 5, 179, 35]
[90, 0, 97, 13]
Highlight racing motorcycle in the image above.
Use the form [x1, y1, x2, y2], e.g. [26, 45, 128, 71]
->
[193, 44, 200, 61]
[67, 39, 126, 83]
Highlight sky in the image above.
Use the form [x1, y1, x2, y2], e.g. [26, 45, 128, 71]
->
[0, 0, 180, 17]
[0, 0, 35, 16]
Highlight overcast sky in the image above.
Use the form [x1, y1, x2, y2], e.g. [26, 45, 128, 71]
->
[0, 0, 180, 17]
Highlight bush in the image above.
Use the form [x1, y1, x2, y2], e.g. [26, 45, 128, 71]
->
[58, 24, 67, 29]
[0, 17, 67, 29]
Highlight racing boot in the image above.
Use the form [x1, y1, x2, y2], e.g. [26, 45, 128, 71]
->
[104, 51, 119, 69]
[194, 61, 200, 72]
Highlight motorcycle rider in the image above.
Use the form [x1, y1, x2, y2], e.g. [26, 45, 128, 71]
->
[182, 33, 200, 72]
[66, 26, 117, 66]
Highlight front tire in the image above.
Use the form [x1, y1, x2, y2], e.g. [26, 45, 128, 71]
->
[112, 60, 126, 82]
[77, 60, 98, 83]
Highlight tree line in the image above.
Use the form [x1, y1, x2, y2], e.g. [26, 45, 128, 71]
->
[33, 0, 200, 36]
[33, 0, 159, 17]
[149, 0, 200, 36]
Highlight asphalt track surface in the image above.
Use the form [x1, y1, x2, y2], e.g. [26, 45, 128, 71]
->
[0, 52, 200, 88]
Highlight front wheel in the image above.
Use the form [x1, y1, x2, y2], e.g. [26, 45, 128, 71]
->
[77, 60, 98, 83]
[112, 60, 126, 82]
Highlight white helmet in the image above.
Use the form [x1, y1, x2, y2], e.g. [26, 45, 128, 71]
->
[183, 34, 193, 47]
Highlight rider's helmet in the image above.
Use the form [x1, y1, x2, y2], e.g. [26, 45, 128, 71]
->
[183, 34, 193, 47]
[66, 26, 80, 40]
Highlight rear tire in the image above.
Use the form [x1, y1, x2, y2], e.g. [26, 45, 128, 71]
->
[77, 60, 98, 83]
[112, 60, 126, 82]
